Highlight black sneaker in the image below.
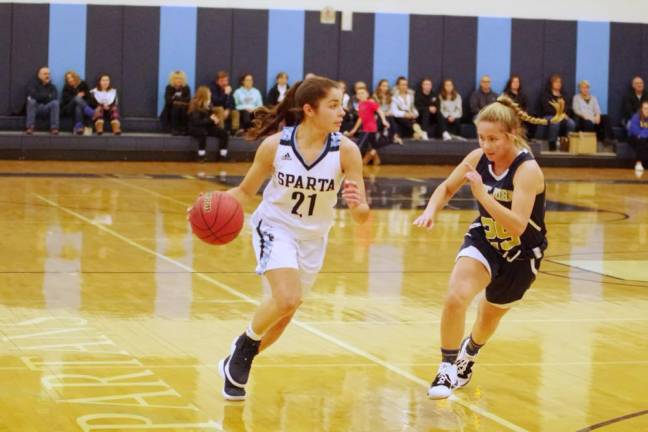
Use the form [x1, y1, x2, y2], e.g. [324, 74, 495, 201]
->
[455, 337, 476, 389]
[224, 334, 260, 388]
[218, 355, 246, 401]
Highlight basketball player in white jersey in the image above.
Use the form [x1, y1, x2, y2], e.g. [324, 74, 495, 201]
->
[217, 76, 370, 400]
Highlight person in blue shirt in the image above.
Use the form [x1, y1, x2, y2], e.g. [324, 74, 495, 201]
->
[233, 73, 264, 134]
[628, 100, 648, 174]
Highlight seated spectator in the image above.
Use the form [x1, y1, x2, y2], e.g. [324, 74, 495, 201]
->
[90, 74, 121, 135]
[439, 79, 462, 141]
[415, 78, 439, 137]
[345, 87, 390, 165]
[208, 71, 236, 133]
[627, 100, 648, 174]
[339, 81, 353, 132]
[61, 70, 93, 135]
[266, 72, 289, 106]
[160, 70, 191, 135]
[233, 73, 263, 134]
[621, 76, 648, 126]
[373, 79, 396, 142]
[541, 74, 575, 151]
[503, 75, 528, 111]
[25, 66, 59, 135]
[573, 80, 613, 143]
[470, 75, 498, 117]
[390, 76, 418, 143]
[188, 86, 229, 160]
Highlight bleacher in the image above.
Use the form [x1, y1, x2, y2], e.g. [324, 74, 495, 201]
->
[0, 115, 636, 167]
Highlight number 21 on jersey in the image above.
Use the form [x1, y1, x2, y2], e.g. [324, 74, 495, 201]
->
[291, 191, 316, 218]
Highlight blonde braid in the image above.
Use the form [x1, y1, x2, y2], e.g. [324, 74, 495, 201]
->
[496, 95, 549, 125]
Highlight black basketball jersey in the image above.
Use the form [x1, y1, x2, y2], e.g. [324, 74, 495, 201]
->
[471, 150, 547, 260]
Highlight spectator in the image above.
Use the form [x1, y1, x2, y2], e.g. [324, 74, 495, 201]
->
[470, 75, 498, 117]
[339, 81, 353, 132]
[373, 79, 396, 142]
[25, 66, 59, 135]
[391, 76, 418, 143]
[627, 100, 648, 174]
[233, 73, 263, 134]
[541, 74, 575, 151]
[621, 76, 648, 126]
[61, 70, 93, 135]
[439, 79, 462, 141]
[345, 87, 390, 165]
[90, 74, 121, 135]
[266, 72, 289, 106]
[343, 81, 368, 133]
[160, 70, 191, 135]
[208, 71, 236, 132]
[415, 78, 439, 138]
[188, 86, 229, 160]
[572, 80, 613, 143]
[503, 75, 528, 111]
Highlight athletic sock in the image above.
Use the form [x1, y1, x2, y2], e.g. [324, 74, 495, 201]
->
[466, 335, 484, 356]
[245, 324, 262, 342]
[441, 348, 459, 364]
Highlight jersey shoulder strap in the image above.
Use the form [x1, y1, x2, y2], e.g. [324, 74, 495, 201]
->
[329, 132, 342, 152]
[279, 126, 296, 146]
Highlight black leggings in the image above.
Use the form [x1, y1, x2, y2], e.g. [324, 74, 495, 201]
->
[356, 132, 378, 156]
[191, 124, 229, 151]
[629, 136, 648, 164]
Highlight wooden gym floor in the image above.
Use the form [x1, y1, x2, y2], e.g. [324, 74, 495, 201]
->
[0, 161, 646, 432]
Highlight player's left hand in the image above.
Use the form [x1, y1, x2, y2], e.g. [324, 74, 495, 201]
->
[342, 180, 363, 209]
[463, 162, 486, 199]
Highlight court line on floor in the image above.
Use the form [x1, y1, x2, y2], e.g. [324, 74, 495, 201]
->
[2, 360, 648, 371]
[575, 409, 648, 432]
[34, 193, 527, 432]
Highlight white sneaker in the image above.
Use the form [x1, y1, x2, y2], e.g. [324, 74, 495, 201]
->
[219, 149, 228, 158]
[635, 162, 644, 172]
[442, 131, 452, 141]
[427, 362, 457, 399]
[197, 149, 206, 158]
[455, 338, 477, 389]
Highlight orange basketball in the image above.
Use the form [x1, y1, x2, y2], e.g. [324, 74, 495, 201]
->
[189, 191, 244, 245]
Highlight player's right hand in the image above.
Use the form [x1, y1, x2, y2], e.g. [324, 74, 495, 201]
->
[413, 211, 435, 230]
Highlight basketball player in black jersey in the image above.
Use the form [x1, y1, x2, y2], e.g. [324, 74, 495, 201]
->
[414, 95, 562, 399]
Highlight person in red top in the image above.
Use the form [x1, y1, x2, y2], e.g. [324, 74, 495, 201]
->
[345, 87, 389, 165]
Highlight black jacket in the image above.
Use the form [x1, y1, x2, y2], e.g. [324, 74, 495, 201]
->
[414, 90, 439, 114]
[503, 90, 528, 111]
[188, 107, 216, 135]
[26, 78, 58, 104]
[266, 83, 290, 106]
[61, 81, 90, 115]
[208, 82, 234, 109]
[160, 85, 191, 127]
[621, 89, 648, 123]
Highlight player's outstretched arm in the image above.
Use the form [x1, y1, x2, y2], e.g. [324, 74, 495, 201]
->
[340, 137, 370, 224]
[226, 134, 279, 206]
[414, 149, 483, 230]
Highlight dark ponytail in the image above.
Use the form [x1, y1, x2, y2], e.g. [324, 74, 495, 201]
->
[246, 75, 339, 141]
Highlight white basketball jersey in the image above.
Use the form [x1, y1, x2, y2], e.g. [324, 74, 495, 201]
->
[252, 126, 344, 239]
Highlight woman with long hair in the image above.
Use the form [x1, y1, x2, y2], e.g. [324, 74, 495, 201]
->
[187, 86, 229, 160]
[215, 76, 369, 400]
[415, 96, 550, 399]
[160, 70, 191, 135]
